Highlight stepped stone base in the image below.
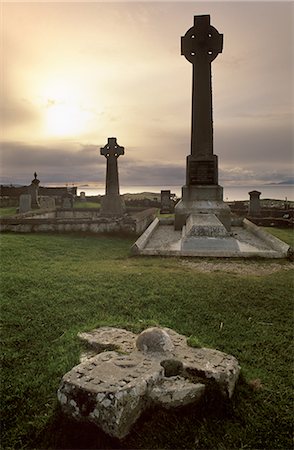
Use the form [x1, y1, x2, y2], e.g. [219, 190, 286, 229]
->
[181, 214, 237, 252]
[175, 184, 231, 231]
[100, 194, 126, 216]
[184, 213, 229, 238]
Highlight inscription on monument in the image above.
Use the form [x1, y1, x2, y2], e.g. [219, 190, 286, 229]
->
[189, 161, 215, 185]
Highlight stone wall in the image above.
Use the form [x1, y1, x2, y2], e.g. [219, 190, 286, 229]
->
[56, 209, 101, 219]
[0, 208, 157, 235]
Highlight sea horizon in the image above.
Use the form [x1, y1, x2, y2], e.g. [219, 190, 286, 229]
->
[1, 182, 293, 202]
[76, 184, 294, 202]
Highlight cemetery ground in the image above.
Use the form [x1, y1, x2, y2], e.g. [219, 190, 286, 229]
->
[1, 231, 293, 450]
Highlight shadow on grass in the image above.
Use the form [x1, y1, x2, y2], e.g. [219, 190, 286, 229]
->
[32, 378, 251, 450]
[33, 407, 122, 449]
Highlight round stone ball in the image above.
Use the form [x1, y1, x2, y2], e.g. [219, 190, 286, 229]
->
[136, 328, 174, 353]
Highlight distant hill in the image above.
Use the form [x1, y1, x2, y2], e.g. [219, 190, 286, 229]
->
[267, 179, 294, 185]
[0, 183, 25, 187]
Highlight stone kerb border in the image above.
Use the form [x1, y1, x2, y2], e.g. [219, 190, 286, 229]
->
[243, 218, 290, 256]
[131, 217, 160, 254]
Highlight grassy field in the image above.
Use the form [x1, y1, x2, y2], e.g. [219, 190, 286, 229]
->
[0, 207, 17, 217]
[74, 202, 100, 209]
[1, 231, 293, 449]
[263, 227, 294, 247]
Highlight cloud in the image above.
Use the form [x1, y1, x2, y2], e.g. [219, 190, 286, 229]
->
[0, 141, 104, 184]
[219, 167, 294, 185]
[1, 138, 292, 188]
[0, 99, 40, 128]
[1, 2, 293, 189]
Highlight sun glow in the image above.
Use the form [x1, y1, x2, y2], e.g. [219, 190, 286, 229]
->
[36, 77, 95, 137]
[45, 102, 91, 137]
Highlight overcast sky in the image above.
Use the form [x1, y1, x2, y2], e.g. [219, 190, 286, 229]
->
[1, 1, 293, 187]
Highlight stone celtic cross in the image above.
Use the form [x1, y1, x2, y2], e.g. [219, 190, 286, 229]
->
[58, 327, 240, 439]
[100, 137, 126, 216]
[100, 137, 124, 196]
[174, 15, 230, 231]
[181, 15, 223, 185]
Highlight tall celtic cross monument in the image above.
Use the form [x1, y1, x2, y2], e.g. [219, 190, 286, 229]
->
[100, 137, 126, 216]
[174, 15, 231, 230]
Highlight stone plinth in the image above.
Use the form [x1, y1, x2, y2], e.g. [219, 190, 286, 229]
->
[181, 214, 238, 252]
[100, 194, 125, 217]
[58, 326, 240, 439]
[184, 213, 229, 238]
[175, 185, 231, 231]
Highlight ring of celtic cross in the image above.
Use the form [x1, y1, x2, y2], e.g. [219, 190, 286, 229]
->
[181, 24, 223, 64]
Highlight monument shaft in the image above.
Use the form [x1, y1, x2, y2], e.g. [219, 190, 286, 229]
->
[191, 62, 213, 159]
[181, 15, 223, 186]
[105, 156, 120, 195]
[175, 15, 231, 231]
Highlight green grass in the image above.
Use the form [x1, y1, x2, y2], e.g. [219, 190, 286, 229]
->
[74, 201, 100, 209]
[0, 207, 17, 217]
[1, 232, 293, 449]
[264, 227, 294, 246]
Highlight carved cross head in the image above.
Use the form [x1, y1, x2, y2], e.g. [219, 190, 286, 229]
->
[100, 137, 124, 158]
[181, 15, 223, 64]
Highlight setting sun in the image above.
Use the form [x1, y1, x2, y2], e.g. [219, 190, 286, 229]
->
[45, 101, 91, 137]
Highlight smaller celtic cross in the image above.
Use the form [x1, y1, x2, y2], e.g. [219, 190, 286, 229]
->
[100, 137, 124, 196]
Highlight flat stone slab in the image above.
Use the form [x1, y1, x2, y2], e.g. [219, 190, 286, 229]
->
[58, 327, 240, 439]
[184, 213, 229, 238]
[132, 219, 290, 258]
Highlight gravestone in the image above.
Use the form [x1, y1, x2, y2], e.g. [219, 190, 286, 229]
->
[27, 172, 40, 209]
[174, 15, 231, 230]
[248, 190, 261, 216]
[80, 191, 86, 202]
[19, 194, 31, 213]
[39, 196, 56, 210]
[100, 137, 126, 216]
[160, 190, 173, 214]
[62, 191, 74, 208]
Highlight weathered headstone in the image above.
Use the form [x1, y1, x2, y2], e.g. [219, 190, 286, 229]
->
[58, 326, 240, 439]
[100, 137, 126, 216]
[174, 15, 231, 230]
[27, 172, 40, 209]
[62, 191, 74, 209]
[160, 190, 173, 214]
[248, 190, 261, 216]
[19, 194, 31, 213]
[39, 196, 56, 210]
[80, 191, 86, 202]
